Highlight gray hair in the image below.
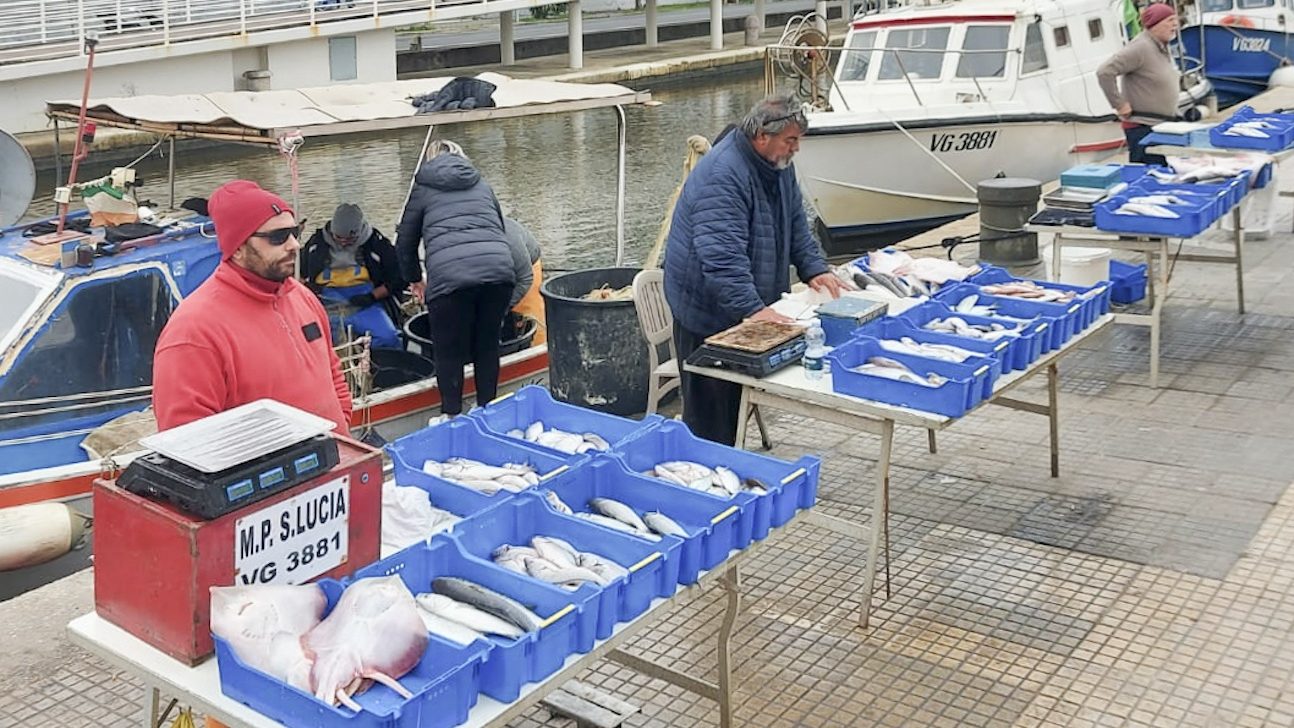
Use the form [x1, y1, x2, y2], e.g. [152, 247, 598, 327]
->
[428, 138, 466, 160]
[739, 95, 809, 139]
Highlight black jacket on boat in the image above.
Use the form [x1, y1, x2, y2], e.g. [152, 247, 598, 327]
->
[395, 154, 516, 301]
[301, 226, 406, 321]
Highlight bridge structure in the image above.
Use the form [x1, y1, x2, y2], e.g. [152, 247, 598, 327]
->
[0, 0, 772, 134]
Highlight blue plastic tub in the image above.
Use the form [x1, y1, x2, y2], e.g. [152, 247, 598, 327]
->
[213, 579, 489, 728]
[1109, 259, 1148, 305]
[1094, 191, 1218, 238]
[609, 419, 820, 540]
[897, 301, 1045, 371]
[1208, 106, 1294, 151]
[935, 282, 1080, 350]
[966, 265, 1110, 329]
[540, 455, 745, 584]
[448, 493, 678, 639]
[387, 418, 571, 519]
[856, 317, 1014, 372]
[828, 337, 988, 417]
[354, 537, 588, 703]
[1128, 178, 1232, 220]
[469, 385, 664, 461]
[855, 329, 1002, 401]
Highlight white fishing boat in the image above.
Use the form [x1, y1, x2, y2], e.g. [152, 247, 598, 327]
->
[770, 0, 1214, 251]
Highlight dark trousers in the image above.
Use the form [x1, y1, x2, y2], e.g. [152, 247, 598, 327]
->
[1124, 124, 1168, 166]
[673, 321, 741, 446]
[426, 283, 514, 415]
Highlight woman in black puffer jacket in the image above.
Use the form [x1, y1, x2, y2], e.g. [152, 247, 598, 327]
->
[396, 140, 516, 415]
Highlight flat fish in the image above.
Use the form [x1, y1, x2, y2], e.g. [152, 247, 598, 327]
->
[210, 584, 325, 693]
[432, 577, 545, 632]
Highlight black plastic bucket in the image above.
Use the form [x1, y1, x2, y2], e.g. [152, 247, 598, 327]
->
[402, 311, 538, 359]
[370, 349, 435, 390]
[540, 267, 649, 416]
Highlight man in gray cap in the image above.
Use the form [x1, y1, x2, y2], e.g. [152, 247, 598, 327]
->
[302, 202, 407, 348]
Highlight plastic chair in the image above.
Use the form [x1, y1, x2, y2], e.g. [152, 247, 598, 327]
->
[631, 270, 772, 450]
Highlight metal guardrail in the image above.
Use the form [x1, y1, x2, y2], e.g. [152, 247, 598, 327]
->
[0, 0, 530, 65]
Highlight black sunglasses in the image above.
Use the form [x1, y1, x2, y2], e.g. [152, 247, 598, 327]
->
[762, 110, 808, 130]
[249, 221, 305, 246]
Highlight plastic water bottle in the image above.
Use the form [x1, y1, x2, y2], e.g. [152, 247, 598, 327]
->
[802, 322, 826, 381]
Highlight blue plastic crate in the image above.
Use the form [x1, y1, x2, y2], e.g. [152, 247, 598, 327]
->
[1125, 178, 1232, 220]
[448, 494, 678, 639]
[1060, 163, 1122, 189]
[355, 537, 588, 704]
[1094, 190, 1218, 238]
[609, 419, 820, 540]
[1209, 106, 1294, 151]
[896, 301, 1046, 371]
[1109, 259, 1148, 305]
[540, 456, 746, 584]
[816, 296, 888, 346]
[387, 418, 571, 519]
[856, 329, 1002, 401]
[469, 385, 664, 461]
[935, 282, 1080, 350]
[966, 265, 1110, 329]
[856, 317, 1015, 373]
[213, 579, 489, 728]
[828, 338, 988, 417]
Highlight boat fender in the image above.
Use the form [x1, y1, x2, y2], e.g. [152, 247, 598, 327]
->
[0, 503, 92, 572]
[1270, 66, 1294, 90]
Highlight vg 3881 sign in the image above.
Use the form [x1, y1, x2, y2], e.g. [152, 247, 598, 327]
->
[930, 130, 999, 153]
[234, 475, 350, 585]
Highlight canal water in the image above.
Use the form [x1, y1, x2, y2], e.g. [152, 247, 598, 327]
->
[29, 68, 774, 271]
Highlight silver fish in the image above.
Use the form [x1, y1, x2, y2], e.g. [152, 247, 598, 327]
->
[523, 556, 609, 589]
[643, 511, 688, 538]
[531, 536, 580, 568]
[577, 551, 629, 582]
[582, 433, 611, 451]
[431, 577, 545, 632]
[544, 490, 573, 515]
[714, 466, 741, 496]
[742, 477, 770, 495]
[590, 497, 650, 533]
[415, 592, 525, 639]
[574, 512, 662, 541]
[416, 607, 485, 646]
[524, 421, 545, 441]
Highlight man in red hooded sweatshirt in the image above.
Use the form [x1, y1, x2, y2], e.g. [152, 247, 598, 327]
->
[152, 180, 353, 434]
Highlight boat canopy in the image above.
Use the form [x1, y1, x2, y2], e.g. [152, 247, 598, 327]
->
[44, 72, 652, 145]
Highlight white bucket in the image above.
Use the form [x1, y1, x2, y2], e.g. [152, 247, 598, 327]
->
[1040, 245, 1111, 287]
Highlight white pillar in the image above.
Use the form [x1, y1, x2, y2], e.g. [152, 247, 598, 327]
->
[753, 0, 766, 33]
[710, 0, 723, 50]
[815, 0, 828, 35]
[569, 0, 583, 69]
[646, 0, 658, 47]
[500, 10, 515, 65]
[841, 0, 852, 24]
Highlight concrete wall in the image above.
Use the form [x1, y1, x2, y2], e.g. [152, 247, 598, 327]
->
[1, 29, 396, 134]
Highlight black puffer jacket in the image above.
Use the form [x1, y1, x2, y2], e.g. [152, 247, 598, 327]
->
[395, 154, 516, 301]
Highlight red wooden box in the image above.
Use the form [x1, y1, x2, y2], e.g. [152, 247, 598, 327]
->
[93, 436, 383, 665]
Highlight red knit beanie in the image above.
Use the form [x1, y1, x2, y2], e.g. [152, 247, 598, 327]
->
[1140, 3, 1175, 30]
[207, 180, 294, 259]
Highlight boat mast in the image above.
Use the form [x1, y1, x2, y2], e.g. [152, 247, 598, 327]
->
[55, 33, 100, 235]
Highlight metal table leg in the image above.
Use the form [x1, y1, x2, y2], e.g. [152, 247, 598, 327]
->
[1151, 240, 1168, 387]
[926, 429, 937, 454]
[716, 566, 741, 728]
[1233, 206, 1246, 315]
[1047, 363, 1060, 478]
[733, 386, 752, 449]
[859, 419, 895, 630]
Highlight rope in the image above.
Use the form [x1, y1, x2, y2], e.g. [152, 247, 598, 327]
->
[901, 230, 1025, 260]
[277, 131, 305, 213]
[643, 135, 712, 270]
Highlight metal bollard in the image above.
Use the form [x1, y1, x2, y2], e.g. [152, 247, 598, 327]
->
[977, 177, 1042, 266]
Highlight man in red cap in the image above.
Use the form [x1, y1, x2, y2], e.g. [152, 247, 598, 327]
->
[152, 180, 353, 434]
[1097, 2, 1181, 165]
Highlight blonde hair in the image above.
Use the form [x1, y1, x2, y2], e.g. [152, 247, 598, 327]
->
[428, 139, 465, 160]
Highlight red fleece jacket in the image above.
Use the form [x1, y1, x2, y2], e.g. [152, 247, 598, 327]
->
[153, 262, 353, 433]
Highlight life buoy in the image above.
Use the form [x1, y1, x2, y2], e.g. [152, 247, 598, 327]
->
[1220, 15, 1256, 28]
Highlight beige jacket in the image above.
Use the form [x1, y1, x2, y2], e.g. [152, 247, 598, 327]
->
[1097, 32, 1180, 126]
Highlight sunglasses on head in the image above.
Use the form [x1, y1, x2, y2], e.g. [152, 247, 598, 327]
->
[762, 110, 807, 130]
[249, 221, 305, 246]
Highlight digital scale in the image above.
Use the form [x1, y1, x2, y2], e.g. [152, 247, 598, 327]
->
[119, 400, 341, 519]
[686, 320, 807, 378]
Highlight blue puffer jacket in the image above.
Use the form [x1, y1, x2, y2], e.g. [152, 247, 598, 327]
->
[663, 131, 829, 336]
[395, 154, 516, 301]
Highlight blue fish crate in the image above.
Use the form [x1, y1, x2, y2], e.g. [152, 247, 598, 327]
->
[387, 418, 571, 519]
[815, 296, 888, 346]
[851, 327, 1001, 401]
[539, 455, 747, 584]
[213, 579, 489, 728]
[1118, 164, 1172, 185]
[1208, 106, 1294, 151]
[897, 300, 1045, 371]
[1094, 191, 1217, 238]
[856, 316, 1015, 372]
[355, 537, 589, 704]
[936, 282, 1079, 350]
[966, 265, 1110, 329]
[469, 385, 664, 462]
[1109, 259, 1148, 305]
[448, 493, 678, 639]
[828, 338, 987, 418]
[609, 419, 819, 541]
[1129, 177, 1233, 220]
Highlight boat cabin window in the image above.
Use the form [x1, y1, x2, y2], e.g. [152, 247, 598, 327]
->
[1054, 25, 1071, 48]
[0, 272, 45, 353]
[840, 30, 878, 81]
[1088, 18, 1103, 40]
[0, 272, 174, 402]
[1237, 0, 1274, 8]
[1201, 0, 1233, 9]
[878, 27, 950, 81]
[1022, 21, 1049, 74]
[956, 25, 1010, 78]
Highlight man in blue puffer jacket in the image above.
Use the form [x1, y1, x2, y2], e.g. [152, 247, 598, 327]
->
[396, 140, 516, 416]
[664, 95, 843, 445]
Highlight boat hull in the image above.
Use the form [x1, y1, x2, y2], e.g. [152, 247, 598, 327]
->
[797, 116, 1124, 250]
[1181, 24, 1294, 108]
